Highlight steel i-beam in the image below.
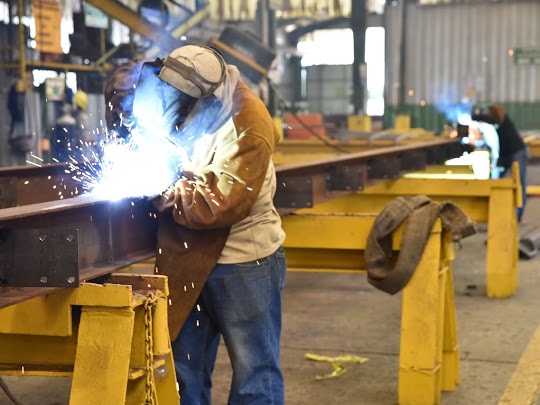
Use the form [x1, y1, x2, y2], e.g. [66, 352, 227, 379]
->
[0, 195, 158, 308]
[274, 138, 464, 209]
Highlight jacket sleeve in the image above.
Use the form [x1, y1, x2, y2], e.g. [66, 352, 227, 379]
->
[153, 82, 279, 230]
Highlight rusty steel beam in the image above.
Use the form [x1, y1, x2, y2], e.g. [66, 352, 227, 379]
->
[274, 138, 464, 209]
[0, 139, 464, 209]
[0, 195, 158, 309]
[0, 138, 463, 308]
[0, 163, 79, 208]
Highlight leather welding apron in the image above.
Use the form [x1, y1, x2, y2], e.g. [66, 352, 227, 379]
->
[155, 214, 230, 340]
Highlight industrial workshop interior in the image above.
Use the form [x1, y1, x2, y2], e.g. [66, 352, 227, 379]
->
[2, 0, 540, 404]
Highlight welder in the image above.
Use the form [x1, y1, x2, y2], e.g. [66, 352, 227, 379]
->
[472, 104, 528, 221]
[105, 45, 287, 405]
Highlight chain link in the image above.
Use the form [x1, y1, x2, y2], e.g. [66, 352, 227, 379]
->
[144, 293, 159, 405]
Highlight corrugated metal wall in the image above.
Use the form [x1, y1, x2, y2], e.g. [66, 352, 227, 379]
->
[386, 1, 540, 106]
[305, 64, 354, 115]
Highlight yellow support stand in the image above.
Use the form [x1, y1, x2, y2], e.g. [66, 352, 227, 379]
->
[293, 161, 519, 298]
[282, 214, 459, 404]
[0, 274, 179, 405]
[358, 162, 521, 298]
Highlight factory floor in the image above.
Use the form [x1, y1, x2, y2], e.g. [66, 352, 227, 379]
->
[3, 166, 540, 405]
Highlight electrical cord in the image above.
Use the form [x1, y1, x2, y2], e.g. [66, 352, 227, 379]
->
[266, 78, 351, 154]
[0, 377, 24, 405]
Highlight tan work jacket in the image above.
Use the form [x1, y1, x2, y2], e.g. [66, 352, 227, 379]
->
[153, 81, 281, 339]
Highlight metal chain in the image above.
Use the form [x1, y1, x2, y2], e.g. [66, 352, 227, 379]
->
[144, 293, 159, 405]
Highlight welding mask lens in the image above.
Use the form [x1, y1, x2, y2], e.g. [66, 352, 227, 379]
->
[132, 60, 199, 136]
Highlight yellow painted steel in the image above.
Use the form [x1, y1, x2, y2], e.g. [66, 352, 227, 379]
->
[282, 213, 458, 404]
[87, 0, 167, 44]
[395, 114, 412, 130]
[278, 148, 520, 298]
[357, 163, 519, 298]
[527, 185, 540, 196]
[0, 293, 73, 336]
[147, 4, 211, 58]
[0, 275, 179, 405]
[347, 115, 372, 132]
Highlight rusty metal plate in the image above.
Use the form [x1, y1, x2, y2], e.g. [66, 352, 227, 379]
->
[367, 157, 401, 179]
[0, 228, 79, 288]
[0, 196, 158, 293]
[274, 175, 314, 209]
[0, 178, 17, 209]
[327, 165, 366, 191]
[400, 151, 427, 171]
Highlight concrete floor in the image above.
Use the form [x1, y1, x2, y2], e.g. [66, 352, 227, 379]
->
[3, 166, 540, 405]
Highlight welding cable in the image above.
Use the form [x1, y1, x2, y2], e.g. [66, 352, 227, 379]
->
[0, 377, 24, 405]
[266, 78, 350, 154]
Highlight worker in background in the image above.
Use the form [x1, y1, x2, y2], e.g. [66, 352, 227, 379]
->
[51, 103, 80, 162]
[472, 104, 528, 221]
[466, 120, 500, 179]
[74, 89, 99, 159]
[105, 45, 287, 404]
[7, 79, 32, 165]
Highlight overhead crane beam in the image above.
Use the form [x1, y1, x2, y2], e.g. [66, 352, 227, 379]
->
[86, 0, 176, 49]
[86, 0, 211, 56]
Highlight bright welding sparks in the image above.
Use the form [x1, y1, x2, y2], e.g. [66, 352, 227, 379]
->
[28, 71, 216, 203]
[89, 130, 183, 200]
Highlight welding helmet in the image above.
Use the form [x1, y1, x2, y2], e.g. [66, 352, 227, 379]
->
[131, 45, 226, 138]
[159, 45, 226, 98]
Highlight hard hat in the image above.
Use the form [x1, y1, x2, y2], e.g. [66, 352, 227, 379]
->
[74, 90, 89, 111]
[159, 45, 226, 98]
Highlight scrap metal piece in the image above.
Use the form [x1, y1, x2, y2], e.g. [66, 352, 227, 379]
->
[0, 228, 79, 287]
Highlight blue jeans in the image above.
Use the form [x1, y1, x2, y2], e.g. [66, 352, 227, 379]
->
[500, 147, 528, 222]
[172, 247, 287, 405]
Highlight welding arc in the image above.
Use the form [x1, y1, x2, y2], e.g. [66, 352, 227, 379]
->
[0, 377, 23, 405]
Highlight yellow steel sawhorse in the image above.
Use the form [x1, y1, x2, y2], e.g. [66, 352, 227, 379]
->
[358, 162, 521, 298]
[275, 154, 520, 297]
[282, 214, 459, 405]
[0, 274, 179, 405]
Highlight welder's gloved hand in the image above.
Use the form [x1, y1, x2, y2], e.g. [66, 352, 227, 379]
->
[104, 60, 146, 136]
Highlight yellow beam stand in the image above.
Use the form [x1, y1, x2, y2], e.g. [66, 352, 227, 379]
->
[291, 162, 520, 298]
[0, 274, 179, 405]
[358, 162, 521, 298]
[282, 214, 459, 404]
